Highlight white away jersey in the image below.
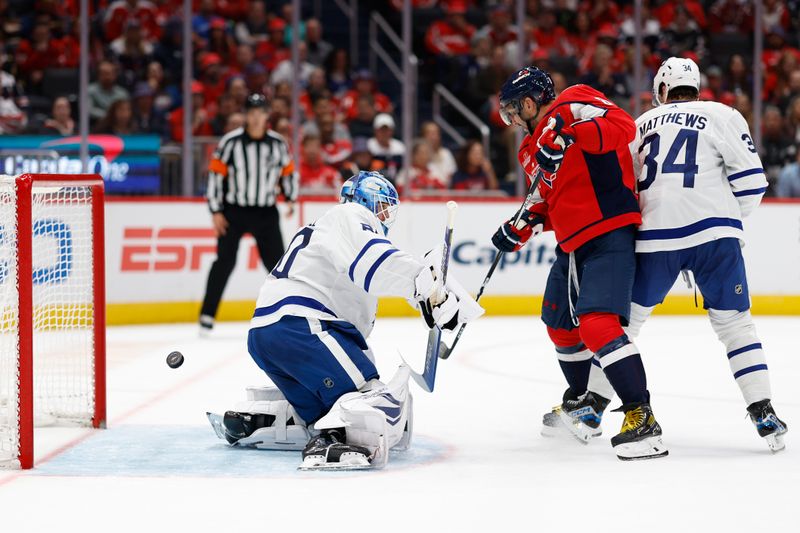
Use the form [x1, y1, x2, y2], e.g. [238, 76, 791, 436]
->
[630, 100, 767, 252]
[250, 202, 423, 339]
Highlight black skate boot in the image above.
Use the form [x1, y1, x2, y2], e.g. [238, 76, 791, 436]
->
[299, 428, 372, 470]
[610, 403, 669, 461]
[220, 411, 276, 444]
[542, 389, 611, 443]
[747, 399, 788, 452]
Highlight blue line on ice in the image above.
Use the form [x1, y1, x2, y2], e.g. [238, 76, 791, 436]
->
[33, 426, 447, 477]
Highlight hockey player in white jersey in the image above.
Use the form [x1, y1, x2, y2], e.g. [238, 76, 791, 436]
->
[207, 171, 483, 469]
[583, 57, 787, 452]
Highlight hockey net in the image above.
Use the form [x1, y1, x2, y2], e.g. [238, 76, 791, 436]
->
[0, 174, 106, 469]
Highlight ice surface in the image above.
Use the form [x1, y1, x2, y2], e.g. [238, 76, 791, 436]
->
[1, 316, 798, 532]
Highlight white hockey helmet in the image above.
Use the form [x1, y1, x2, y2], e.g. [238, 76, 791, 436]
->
[652, 57, 700, 106]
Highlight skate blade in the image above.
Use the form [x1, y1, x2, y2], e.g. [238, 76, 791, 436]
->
[553, 408, 601, 444]
[298, 453, 372, 471]
[298, 462, 373, 471]
[206, 412, 227, 441]
[541, 423, 601, 441]
[766, 433, 786, 453]
[614, 436, 669, 461]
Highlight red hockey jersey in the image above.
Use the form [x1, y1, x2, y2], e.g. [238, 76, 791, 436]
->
[521, 84, 641, 253]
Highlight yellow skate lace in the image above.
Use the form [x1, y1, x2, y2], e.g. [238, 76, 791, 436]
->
[620, 407, 645, 433]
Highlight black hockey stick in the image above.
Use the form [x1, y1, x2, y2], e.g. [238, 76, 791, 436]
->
[438, 165, 546, 360]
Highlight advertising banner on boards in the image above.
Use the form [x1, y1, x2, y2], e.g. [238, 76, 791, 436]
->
[103, 198, 800, 323]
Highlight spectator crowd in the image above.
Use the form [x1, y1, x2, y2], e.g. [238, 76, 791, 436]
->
[0, 0, 799, 197]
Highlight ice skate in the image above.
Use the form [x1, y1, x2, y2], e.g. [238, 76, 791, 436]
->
[610, 403, 668, 460]
[541, 389, 610, 443]
[747, 399, 787, 453]
[299, 429, 372, 471]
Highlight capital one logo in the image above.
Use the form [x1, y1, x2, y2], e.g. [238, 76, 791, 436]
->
[121, 227, 264, 272]
[0, 219, 73, 284]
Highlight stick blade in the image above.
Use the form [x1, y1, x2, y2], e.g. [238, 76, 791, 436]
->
[422, 328, 441, 391]
[399, 353, 433, 393]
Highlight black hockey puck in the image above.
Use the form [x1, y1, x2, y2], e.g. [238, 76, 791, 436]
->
[166, 351, 184, 369]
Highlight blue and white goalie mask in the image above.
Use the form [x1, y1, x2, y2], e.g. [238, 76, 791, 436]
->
[340, 171, 400, 234]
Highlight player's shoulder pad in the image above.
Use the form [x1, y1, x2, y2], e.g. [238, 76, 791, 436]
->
[559, 84, 616, 106]
[634, 105, 662, 127]
[558, 84, 592, 99]
[332, 202, 383, 234]
[694, 100, 747, 131]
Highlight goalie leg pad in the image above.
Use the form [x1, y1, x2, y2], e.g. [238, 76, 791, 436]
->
[207, 387, 313, 451]
[248, 316, 380, 424]
[313, 365, 413, 468]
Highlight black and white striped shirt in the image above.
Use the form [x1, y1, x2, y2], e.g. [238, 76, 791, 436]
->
[206, 127, 298, 212]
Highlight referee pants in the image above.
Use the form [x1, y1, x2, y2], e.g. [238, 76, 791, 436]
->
[200, 205, 285, 320]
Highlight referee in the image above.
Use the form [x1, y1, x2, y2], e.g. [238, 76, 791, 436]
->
[199, 93, 298, 334]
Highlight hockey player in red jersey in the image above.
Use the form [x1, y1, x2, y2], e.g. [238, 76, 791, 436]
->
[491, 66, 667, 460]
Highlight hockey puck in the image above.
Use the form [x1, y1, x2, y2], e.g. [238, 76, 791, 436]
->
[166, 351, 184, 369]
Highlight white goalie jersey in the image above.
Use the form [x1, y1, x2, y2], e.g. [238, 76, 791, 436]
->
[251, 202, 423, 339]
[630, 100, 767, 253]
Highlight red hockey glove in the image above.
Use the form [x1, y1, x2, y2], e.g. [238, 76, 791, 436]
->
[535, 114, 575, 174]
[491, 207, 545, 252]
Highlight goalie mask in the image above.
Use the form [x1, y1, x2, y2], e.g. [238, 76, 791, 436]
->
[340, 171, 400, 234]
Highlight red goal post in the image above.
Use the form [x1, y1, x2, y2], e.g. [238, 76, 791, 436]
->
[0, 173, 106, 469]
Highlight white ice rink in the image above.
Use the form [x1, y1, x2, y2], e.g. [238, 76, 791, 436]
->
[1, 315, 798, 532]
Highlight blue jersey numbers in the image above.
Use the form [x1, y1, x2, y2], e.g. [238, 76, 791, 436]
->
[638, 128, 699, 191]
[271, 226, 314, 279]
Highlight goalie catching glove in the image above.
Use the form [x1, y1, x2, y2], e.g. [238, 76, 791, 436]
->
[491, 206, 545, 252]
[414, 264, 460, 331]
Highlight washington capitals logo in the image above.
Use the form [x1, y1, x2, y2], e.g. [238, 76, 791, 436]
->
[512, 68, 531, 84]
[537, 167, 557, 188]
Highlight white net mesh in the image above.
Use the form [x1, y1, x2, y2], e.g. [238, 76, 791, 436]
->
[0, 178, 20, 463]
[0, 175, 98, 467]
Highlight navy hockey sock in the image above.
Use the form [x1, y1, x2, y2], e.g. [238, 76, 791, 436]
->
[556, 343, 594, 396]
[595, 335, 649, 405]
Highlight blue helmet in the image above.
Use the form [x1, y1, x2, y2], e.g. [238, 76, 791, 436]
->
[340, 171, 400, 234]
[498, 66, 556, 125]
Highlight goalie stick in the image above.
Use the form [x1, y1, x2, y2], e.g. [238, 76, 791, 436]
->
[403, 200, 458, 393]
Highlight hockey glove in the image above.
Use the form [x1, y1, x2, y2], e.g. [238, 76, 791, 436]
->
[491, 207, 545, 253]
[535, 114, 575, 174]
[419, 290, 460, 331]
[414, 264, 446, 306]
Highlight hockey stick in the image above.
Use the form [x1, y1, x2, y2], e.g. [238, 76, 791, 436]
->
[403, 200, 458, 393]
[438, 166, 545, 361]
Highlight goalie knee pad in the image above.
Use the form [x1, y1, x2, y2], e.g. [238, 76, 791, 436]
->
[709, 309, 772, 405]
[314, 365, 413, 467]
[208, 386, 313, 451]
